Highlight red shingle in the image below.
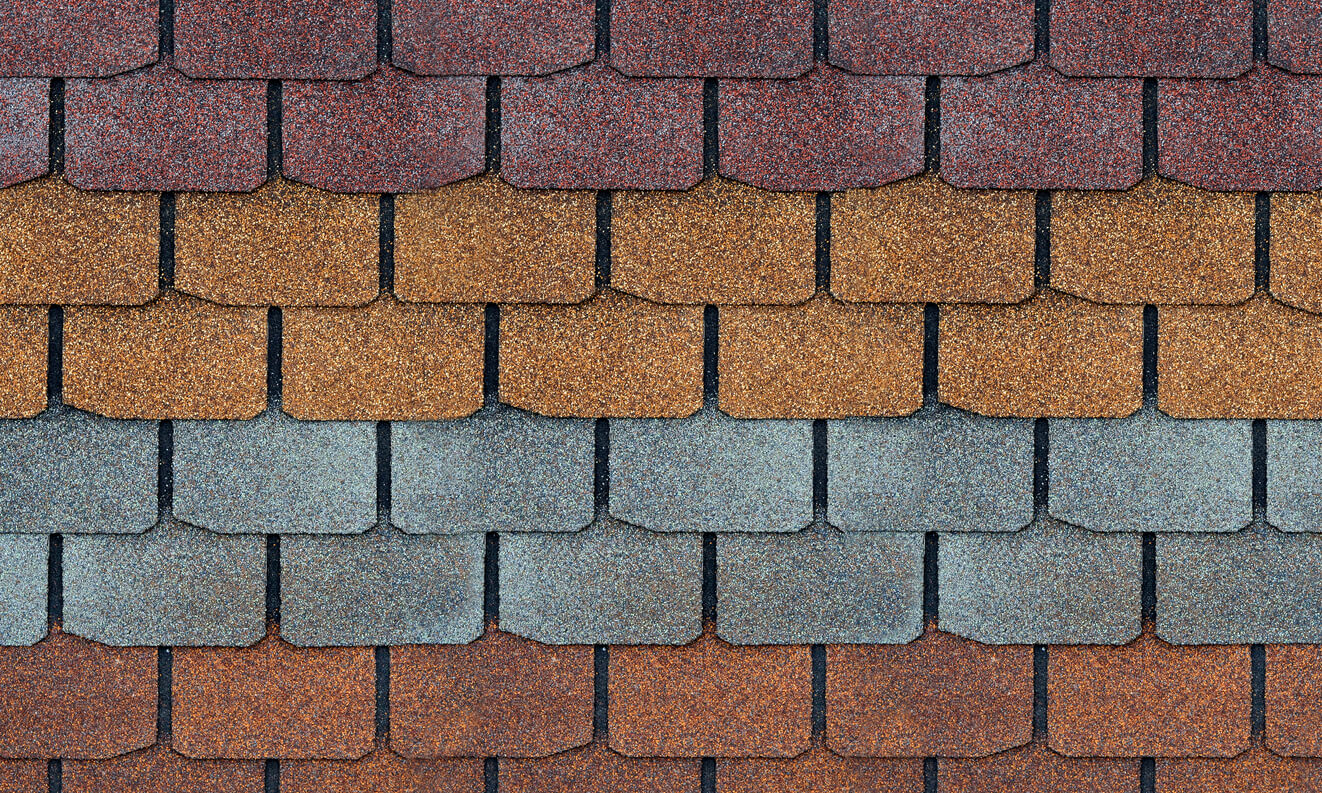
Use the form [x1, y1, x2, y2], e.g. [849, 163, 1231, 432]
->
[0, 79, 47, 189]
[1051, 0, 1252, 77]
[392, 0, 594, 76]
[1269, 0, 1322, 75]
[0, 0, 157, 77]
[610, 0, 812, 77]
[174, 0, 376, 79]
[828, 0, 1034, 76]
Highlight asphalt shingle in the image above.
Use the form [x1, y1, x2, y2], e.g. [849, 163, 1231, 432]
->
[0, 308, 46, 419]
[1050, 0, 1252, 77]
[610, 0, 812, 77]
[504, 744, 700, 793]
[174, 0, 376, 79]
[942, 744, 1138, 793]
[0, 79, 48, 188]
[1272, 191, 1322, 313]
[1266, 645, 1322, 756]
[720, 748, 922, 793]
[64, 747, 264, 793]
[283, 751, 483, 793]
[1270, 0, 1322, 74]
[0, 535, 45, 646]
[827, 0, 1034, 76]
[392, 0, 595, 76]
[1159, 747, 1322, 793]
[0, 0, 157, 77]
[1268, 420, 1322, 531]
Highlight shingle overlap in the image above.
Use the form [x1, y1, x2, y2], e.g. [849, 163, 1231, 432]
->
[282, 751, 483, 793]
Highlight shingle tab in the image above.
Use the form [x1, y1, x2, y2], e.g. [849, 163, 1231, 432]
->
[65, 64, 265, 192]
[1051, 0, 1252, 77]
[717, 526, 924, 644]
[1271, 0, 1322, 74]
[1159, 746, 1322, 793]
[611, 410, 812, 533]
[392, 409, 595, 534]
[0, 79, 46, 189]
[0, 1, 156, 77]
[942, 63, 1143, 189]
[1268, 420, 1322, 531]
[942, 743, 1138, 793]
[1269, 191, 1322, 313]
[0, 761, 42, 793]
[499, 520, 702, 645]
[0, 410, 156, 534]
[1266, 645, 1322, 756]
[503, 744, 700, 793]
[827, 0, 1034, 76]
[281, 528, 485, 646]
[1049, 411, 1251, 533]
[939, 520, 1141, 644]
[65, 746, 264, 793]
[718, 65, 924, 191]
[392, 0, 595, 76]
[828, 410, 1034, 533]
[0, 307, 47, 419]
[610, 0, 811, 77]
[174, 410, 376, 535]
[0, 535, 45, 646]
[503, 63, 704, 189]
[283, 750, 483, 793]
[721, 747, 922, 793]
[174, 0, 376, 79]
[63, 522, 265, 647]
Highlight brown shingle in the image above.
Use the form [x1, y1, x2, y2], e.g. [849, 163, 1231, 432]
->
[65, 746, 264, 793]
[1051, 176, 1255, 305]
[502, 743, 700, 793]
[719, 745, 923, 793]
[612, 177, 816, 305]
[0, 761, 43, 793]
[1158, 745, 1322, 792]
[283, 295, 484, 420]
[173, 634, 375, 760]
[940, 289, 1144, 418]
[0, 176, 158, 305]
[283, 749, 484, 793]
[0, 628, 156, 760]
[391, 629, 594, 759]
[826, 628, 1033, 758]
[941, 743, 1138, 793]
[394, 174, 596, 304]
[1268, 191, 1322, 313]
[1159, 295, 1322, 418]
[500, 290, 704, 418]
[1049, 634, 1250, 757]
[63, 292, 267, 419]
[175, 177, 378, 307]
[608, 631, 811, 758]
[0, 307, 47, 418]
[831, 174, 1035, 304]
[719, 295, 924, 418]
[1267, 645, 1322, 756]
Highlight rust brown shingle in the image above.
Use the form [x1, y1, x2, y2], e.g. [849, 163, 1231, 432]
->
[0, 306, 48, 418]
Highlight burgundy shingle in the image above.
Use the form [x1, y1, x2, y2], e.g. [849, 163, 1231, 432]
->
[610, 0, 812, 77]
[0, 1, 156, 77]
[502, 63, 703, 189]
[283, 66, 485, 193]
[1159, 64, 1322, 191]
[65, 64, 265, 192]
[0, 79, 47, 188]
[718, 65, 925, 191]
[1051, 0, 1252, 77]
[942, 62, 1143, 190]
[1271, 0, 1322, 74]
[828, 0, 1034, 76]
[174, 0, 376, 79]
[392, 0, 595, 76]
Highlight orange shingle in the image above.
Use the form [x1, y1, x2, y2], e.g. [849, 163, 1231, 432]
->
[0, 307, 47, 418]
[175, 178, 379, 307]
[720, 745, 923, 793]
[941, 743, 1137, 792]
[500, 290, 704, 418]
[719, 295, 924, 418]
[394, 175, 596, 304]
[1159, 295, 1322, 418]
[1268, 192, 1322, 313]
[1267, 645, 1322, 756]
[940, 289, 1144, 418]
[832, 174, 1035, 304]
[0, 761, 43, 793]
[502, 744, 700, 793]
[1052, 176, 1255, 305]
[65, 746, 264, 793]
[612, 177, 816, 305]
[1158, 745, 1322, 792]
[63, 292, 267, 419]
[283, 749, 484, 793]
[282, 295, 484, 420]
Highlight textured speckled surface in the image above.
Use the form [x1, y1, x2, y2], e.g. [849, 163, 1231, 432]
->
[283, 751, 484, 793]
[611, 0, 812, 77]
[392, 0, 595, 76]
[64, 747, 264, 793]
[829, 0, 1033, 75]
[1268, 420, 1322, 532]
[0, 79, 47, 188]
[0, 535, 46, 646]
[174, 0, 376, 79]
[1050, 0, 1252, 77]
[0, 0, 157, 77]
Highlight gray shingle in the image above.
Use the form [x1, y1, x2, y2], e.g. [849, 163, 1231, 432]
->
[827, 409, 1033, 533]
[1267, 420, 1322, 532]
[174, 410, 376, 535]
[939, 519, 1141, 644]
[0, 534, 46, 646]
[717, 525, 924, 644]
[499, 519, 702, 645]
[611, 410, 813, 533]
[63, 521, 265, 646]
[392, 408, 594, 534]
[281, 526, 485, 646]
[1050, 411, 1251, 533]
[0, 409, 156, 534]
[1158, 526, 1322, 644]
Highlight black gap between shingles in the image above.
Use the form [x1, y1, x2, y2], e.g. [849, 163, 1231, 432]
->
[922, 303, 939, 407]
[159, 0, 174, 59]
[483, 531, 500, 626]
[160, 193, 176, 290]
[1034, 0, 1050, 57]
[1033, 191, 1050, 289]
[157, 646, 173, 740]
[264, 760, 279, 793]
[379, 194, 396, 294]
[701, 533, 717, 628]
[814, 193, 830, 292]
[1140, 757, 1155, 793]
[47, 306, 62, 409]
[810, 644, 826, 738]
[484, 758, 498, 793]
[375, 646, 390, 739]
[266, 81, 282, 179]
[593, 644, 609, 739]
[1251, 643, 1266, 738]
[701, 758, 716, 793]
[595, 0, 610, 57]
[1252, 418, 1267, 522]
[47, 533, 62, 627]
[1140, 532, 1156, 628]
[1253, 0, 1268, 62]
[1255, 192, 1270, 293]
[376, 421, 391, 525]
[922, 532, 938, 626]
[1032, 418, 1048, 517]
[158, 420, 174, 521]
[595, 191, 612, 289]
[267, 307, 282, 407]
[702, 79, 719, 178]
[594, 418, 610, 518]
[702, 305, 718, 407]
[485, 77, 502, 173]
[1032, 645, 1048, 739]
[811, 420, 827, 523]
[923, 757, 937, 793]
[812, 0, 828, 62]
[265, 534, 281, 626]
[376, 0, 393, 64]
[924, 77, 940, 173]
[1141, 305, 1157, 408]
[1141, 79, 1157, 178]
[48, 78, 64, 177]
[47, 760, 61, 793]
[483, 303, 500, 407]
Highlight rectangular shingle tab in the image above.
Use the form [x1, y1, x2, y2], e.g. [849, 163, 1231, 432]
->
[828, 0, 1034, 75]
[1269, 420, 1322, 531]
[0, 535, 45, 646]
[392, 0, 595, 76]
[65, 746, 263, 793]
[283, 750, 483, 793]
[1270, 0, 1322, 74]
[174, 0, 376, 79]
[610, 0, 812, 77]
[0, 79, 47, 189]
[0, 307, 47, 418]
[0, 0, 157, 77]
[1050, 0, 1252, 77]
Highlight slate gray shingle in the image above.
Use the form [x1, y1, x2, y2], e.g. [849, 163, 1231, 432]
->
[62, 521, 265, 646]
[0, 409, 156, 534]
[174, 410, 376, 535]
[0, 534, 46, 646]
[281, 526, 485, 646]
[827, 410, 1033, 533]
[939, 519, 1141, 644]
[1050, 411, 1251, 533]
[392, 409, 595, 534]
[717, 525, 924, 644]
[499, 519, 702, 645]
[1267, 420, 1322, 532]
[611, 410, 813, 533]
[1158, 526, 1322, 644]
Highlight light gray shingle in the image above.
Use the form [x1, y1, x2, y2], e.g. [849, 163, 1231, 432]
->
[0, 534, 46, 646]
[1268, 420, 1322, 532]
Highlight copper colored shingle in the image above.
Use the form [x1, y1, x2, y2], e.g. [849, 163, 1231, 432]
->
[173, 634, 375, 760]
[1051, 176, 1255, 305]
[502, 743, 700, 793]
[64, 746, 264, 793]
[1268, 192, 1322, 313]
[283, 749, 484, 793]
[719, 296, 925, 419]
[0, 628, 156, 759]
[63, 292, 267, 420]
[394, 175, 596, 304]
[391, 629, 594, 758]
[612, 177, 816, 305]
[1267, 645, 1322, 756]
[500, 291, 704, 418]
[940, 290, 1144, 418]
[282, 296, 484, 421]
[0, 761, 42, 793]
[175, 179, 378, 307]
[719, 745, 923, 793]
[608, 632, 811, 758]
[941, 743, 1139, 793]
[826, 628, 1033, 758]
[0, 307, 48, 419]
[1159, 296, 1322, 418]
[1048, 634, 1251, 757]
[0, 176, 158, 305]
[831, 174, 1036, 304]
[1158, 745, 1322, 792]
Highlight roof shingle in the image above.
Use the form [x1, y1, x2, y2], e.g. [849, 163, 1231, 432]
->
[1269, 0, 1322, 74]
[0, 0, 156, 77]
[392, 0, 595, 76]
[1158, 747, 1322, 793]
[0, 761, 42, 793]
[282, 751, 484, 793]
[1050, 0, 1252, 77]
[1267, 191, 1322, 313]
[609, 0, 812, 77]
[0, 79, 46, 189]
[1267, 644, 1322, 756]
[0, 536, 45, 646]
[64, 747, 263, 793]
[720, 747, 923, 793]
[0, 307, 47, 419]
[827, 0, 1034, 76]
[503, 744, 700, 793]
[1267, 420, 1322, 531]
[174, 0, 376, 79]
[940, 743, 1139, 793]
